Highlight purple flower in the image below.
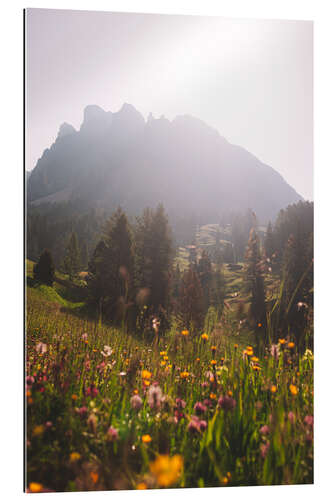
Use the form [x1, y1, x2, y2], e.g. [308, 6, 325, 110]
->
[26, 375, 35, 386]
[304, 415, 314, 427]
[259, 425, 270, 435]
[260, 442, 270, 458]
[86, 384, 98, 398]
[187, 415, 207, 433]
[288, 411, 296, 424]
[147, 384, 162, 410]
[106, 426, 119, 441]
[194, 402, 207, 414]
[130, 394, 143, 411]
[76, 406, 88, 418]
[175, 398, 186, 409]
[218, 395, 236, 411]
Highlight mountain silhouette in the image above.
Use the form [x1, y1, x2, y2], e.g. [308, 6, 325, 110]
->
[27, 104, 302, 221]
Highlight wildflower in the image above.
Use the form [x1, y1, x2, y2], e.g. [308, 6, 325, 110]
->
[234, 344, 238, 349]
[187, 416, 207, 433]
[26, 375, 35, 386]
[81, 333, 88, 341]
[87, 413, 98, 433]
[106, 426, 119, 441]
[28, 483, 43, 493]
[71, 394, 78, 401]
[210, 360, 217, 366]
[180, 371, 190, 379]
[137, 482, 147, 490]
[76, 406, 88, 418]
[251, 356, 259, 363]
[69, 452, 81, 463]
[181, 330, 189, 337]
[209, 393, 217, 400]
[194, 401, 207, 414]
[90, 471, 99, 484]
[258, 323, 262, 328]
[141, 370, 152, 380]
[32, 425, 44, 437]
[131, 394, 143, 411]
[270, 385, 277, 394]
[160, 351, 167, 356]
[288, 411, 296, 424]
[211, 346, 217, 351]
[101, 345, 113, 357]
[86, 384, 98, 398]
[278, 338, 286, 345]
[221, 476, 229, 485]
[201, 333, 208, 341]
[287, 342, 295, 349]
[252, 365, 261, 372]
[227, 390, 233, 397]
[303, 349, 314, 361]
[260, 442, 270, 458]
[36, 342, 47, 354]
[304, 415, 314, 427]
[289, 384, 298, 396]
[196, 357, 200, 362]
[270, 343, 280, 360]
[147, 384, 163, 410]
[149, 454, 183, 487]
[142, 434, 152, 443]
[259, 425, 270, 435]
[218, 395, 236, 412]
[45, 421, 52, 428]
[175, 398, 186, 409]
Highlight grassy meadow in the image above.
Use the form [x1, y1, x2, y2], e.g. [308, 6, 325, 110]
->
[25, 259, 313, 492]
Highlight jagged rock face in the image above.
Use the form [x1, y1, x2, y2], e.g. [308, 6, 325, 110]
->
[27, 104, 302, 221]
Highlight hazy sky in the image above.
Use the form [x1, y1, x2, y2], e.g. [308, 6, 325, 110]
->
[26, 9, 313, 200]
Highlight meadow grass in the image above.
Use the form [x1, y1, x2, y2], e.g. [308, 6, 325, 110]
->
[25, 280, 313, 492]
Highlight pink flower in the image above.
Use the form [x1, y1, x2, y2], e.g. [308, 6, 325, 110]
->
[259, 425, 270, 435]
[106, 426, 119, 441]
[260, 441, 270, 458]
[130, 394, 143, 411]
[218, 395, 236, 411]
[147, 384, 162, 410]
[81, 333, 88, 341]
[194, 402, 207, 414]
[36, 342, 47, 354]
[187, 416, 207, 433]
[26, 375, 35, 386]
[304, 415, 314, 427]
[86, 384, 98, 398]
[175, 398, 186, 410]
[288, 411, 296, 424]
[270, 344, 280, 360]
[76, 406, 88, 418]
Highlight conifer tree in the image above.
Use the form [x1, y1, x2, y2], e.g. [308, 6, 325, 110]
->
[197, 250, 213, 312]
[33, 249, 55, 286]
[63, 232, 81, 281]
[243, 228, 267, 346]
[265, 221, 274, 260]
[177, 266, 205, 333]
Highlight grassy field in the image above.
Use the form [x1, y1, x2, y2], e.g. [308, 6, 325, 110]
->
[25, 261, 313, 492]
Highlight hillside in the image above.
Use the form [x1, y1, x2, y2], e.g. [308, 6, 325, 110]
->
[27, 104, 302, 222]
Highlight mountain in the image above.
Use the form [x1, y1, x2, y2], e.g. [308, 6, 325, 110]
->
[27, 103, 302, 221]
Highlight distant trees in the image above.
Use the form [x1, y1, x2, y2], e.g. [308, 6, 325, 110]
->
[177, 267, 205, 333]
[243, 228, 267, 346]
[33, 249, 55, 286]
[63, 232, 81, 280]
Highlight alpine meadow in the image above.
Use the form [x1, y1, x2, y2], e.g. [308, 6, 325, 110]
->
[25, 9, 313, 493]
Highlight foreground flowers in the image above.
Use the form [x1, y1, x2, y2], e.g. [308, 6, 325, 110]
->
[149, 455, 183, 487]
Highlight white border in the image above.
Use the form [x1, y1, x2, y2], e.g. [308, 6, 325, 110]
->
[1, 1, 332, 499]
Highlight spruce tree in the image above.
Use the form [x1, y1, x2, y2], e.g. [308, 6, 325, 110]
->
[33, 249, 55, 286]
[243, 228, 267, 346]
[177, 266, 205, 333]
[63, 232, 81, 281]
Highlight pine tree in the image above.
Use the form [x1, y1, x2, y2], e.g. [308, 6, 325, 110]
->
[33, 249, 55, 286]
[177, 267, 205, 333]
[197, 250, 213, 312]
[63, 232, 81, 281]
[243, 228, 267, 346]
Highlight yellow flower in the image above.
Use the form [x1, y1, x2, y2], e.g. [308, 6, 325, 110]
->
[270, 385, 277, 393]
[71, 394, 78, 401]
[143, 380, 151, 387]
[163, 355, 169, 361]
[149, 454, 183, 487]
[252, 365, 261, 372]
[141, 370, 152, 380]
[278, 338, 286, 345]
[289, 384, 298, 395]
[142, 434, 152, 443]
[251, 356, 259, 363]
[201, 333, 208, 341]
[211, 345, 217, 351]
[32, 425, 45, 437]
[210, 360, 217, 366]
[133, 388, 139, 395]
[137, 482, 147, 490]
[69, 452, 81, 463]
[160, 361, 166, 367]
[29, 482, 43, 493]
[180, 371, 190, 379]
[234, 344, 238, 349]
[228, 390, 233, 397]
[181, 330, 189, 337]
[287, 342, 295, 349]
[160, 351, 167, 356]
[221, 476, 229, 485]
[210, 393, 217, 400]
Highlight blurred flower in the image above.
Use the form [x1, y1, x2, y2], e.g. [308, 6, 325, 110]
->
[181, 330, 189, 337]
[26, 375, 35, 386]
[142, 370, 152, 380]
[147, 384, 163, 410]
[303, 349, 314, 361]
[187, 416, 207, 433]
[32, 425, 44, 437]
[270, 344, 280, 360]
[87, 413, 98, 433]
[106, 426, 119, 441]
[288, 411, 296, 424]
[142, 434, 152, 443]
[180, 371, 190, 379]
[36, 342, 47, 354]
[260, 441, 270, 458]
[218, 395, 236, 412]
[259, 425, 270, 435]
[81, 333, 88, 341]
[130, 394, 143, 411]
[304, 415, 314, 427]
[201, 333, 208, 341]
[69, 452, 81, 463]
[270, 385, 277, 394]
[101, 345, 113, 357]
[28, 482, 43, 493]
[149, 454, 183, 487]
[86, 384, 98, 398]
[194, 402, 207, 414]
[287, 342, 295, 349]
[278, 338, 286, 345]
[175, 398, 186, 409]
[137, 482, 147, 490]
[289, 384, 298, 396]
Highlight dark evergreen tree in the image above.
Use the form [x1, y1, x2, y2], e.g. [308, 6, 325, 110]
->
[197, 250, 213, 312]
[177, 267, 205, 333]
[63, 232, 81, 281]
[243, 228, 267, 346]
[33, 249, 55, 286]
[265, 221, 274, 260]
